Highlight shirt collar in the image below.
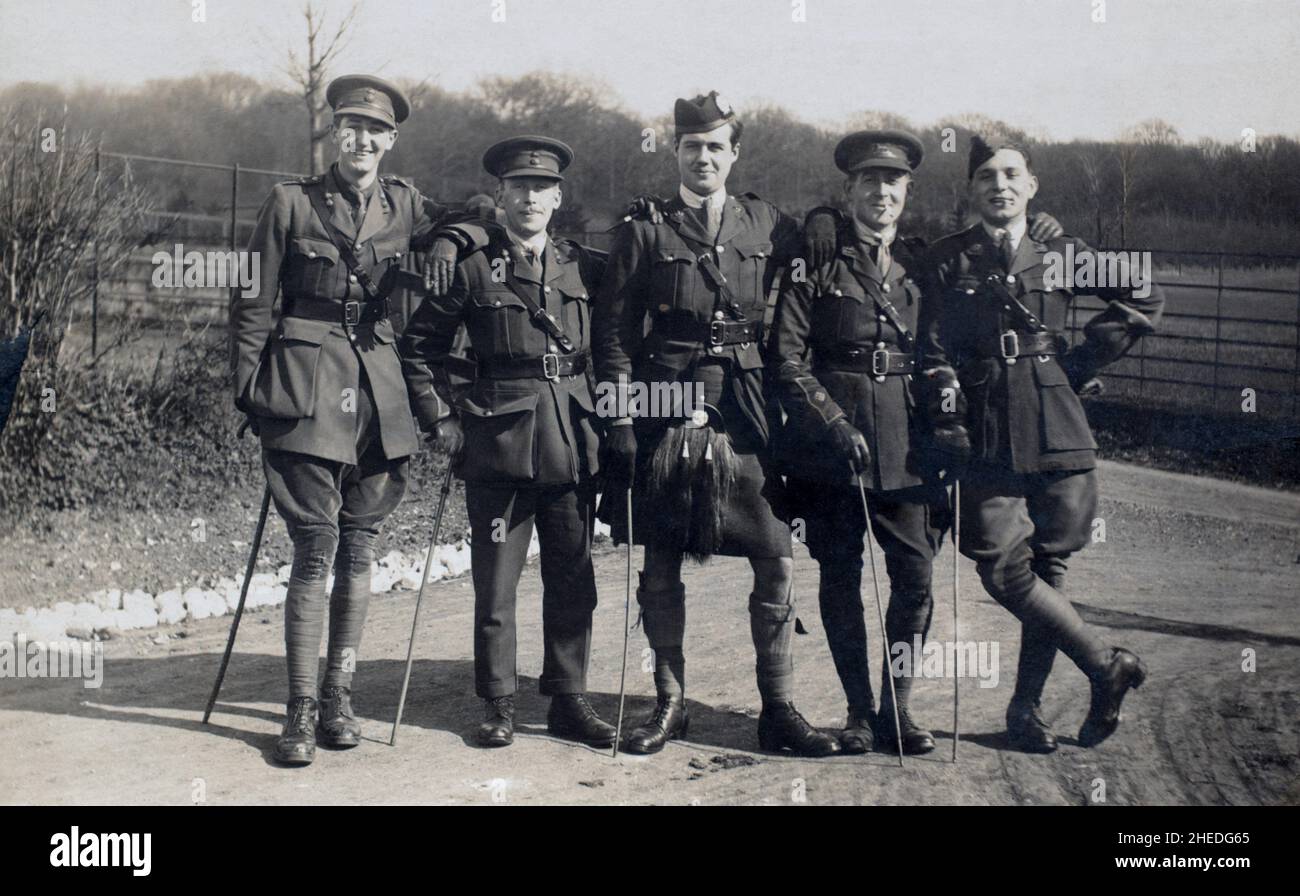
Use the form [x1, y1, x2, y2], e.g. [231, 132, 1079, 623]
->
[330, 163, 379, 203]
[982, 217, 1027, 250]
[679, 183, 727, 210]
[852, 218, 898, 249]
[505, 227, 549, 259]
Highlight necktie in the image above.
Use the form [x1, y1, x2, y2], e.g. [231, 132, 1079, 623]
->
[998, 230, 1014, 272]
[705, 200, 722, 243]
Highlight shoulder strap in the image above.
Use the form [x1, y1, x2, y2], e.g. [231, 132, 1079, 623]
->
[843, 263, 914, 349]
[660, 215, 747, 321]
[499, 244, 577, 354]
[304, 186, 384, 302]
[982, 272, 1047, 332]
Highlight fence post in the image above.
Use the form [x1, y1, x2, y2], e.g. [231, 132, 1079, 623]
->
[1293, 263, 1300, 418]
[1211, 253, 1223, 413]
[229, 163, 239, 253]
[91, 147, 100, 361]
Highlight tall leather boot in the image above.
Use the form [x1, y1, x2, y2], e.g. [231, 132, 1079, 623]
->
[1009, 575, 1146, 748]
[1007, 564, 1063, 753]
[817, 561, 875, 753]
[751, 593, 840, 757]
[622, 579, 689, 755]
[875, 589, 935, 755]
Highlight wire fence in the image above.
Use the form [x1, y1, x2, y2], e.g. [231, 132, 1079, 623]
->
[79, 152, 1300, 421]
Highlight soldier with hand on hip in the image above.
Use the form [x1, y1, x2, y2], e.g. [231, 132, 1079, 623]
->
[917, 136, 1164, 752]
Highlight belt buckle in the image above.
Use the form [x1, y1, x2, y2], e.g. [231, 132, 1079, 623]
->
[709, 320, 726, 346]
[1000, 331, 1019, 364]
[871, 348, 891, 377]
[343, 301, 361, 326]
[542, 353, 560, 381]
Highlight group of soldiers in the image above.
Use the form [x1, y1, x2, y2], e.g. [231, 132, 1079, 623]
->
[229, 74, 1163, 766]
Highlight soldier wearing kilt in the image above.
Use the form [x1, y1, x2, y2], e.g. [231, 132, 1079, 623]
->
[593, 92, 841, 757]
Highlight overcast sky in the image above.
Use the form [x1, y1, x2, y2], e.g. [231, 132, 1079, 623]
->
[2, 0, 1296, 141]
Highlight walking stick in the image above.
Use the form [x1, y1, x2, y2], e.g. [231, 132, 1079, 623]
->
[951, 480, 961, 762]
[857, 474, 903, 768]
[390, 463, 455, 746]
[612, 486, 634, 758]
[203, 485, 272, 724]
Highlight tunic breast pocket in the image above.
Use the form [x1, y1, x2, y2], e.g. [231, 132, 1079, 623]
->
[817, 281, 868, 342]
[651, 249, 695, 311]
[733, 241, 773, 305]
[469, 289, 530, 359]
[290, 237, 340, 297]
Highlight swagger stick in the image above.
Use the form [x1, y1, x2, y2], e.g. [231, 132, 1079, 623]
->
[203, 485, 271, 724]
[858, 474, 903, 768]
[612, 487, 634, 758]
[951, 480, 960, 762]
[390, 463, 455, 746]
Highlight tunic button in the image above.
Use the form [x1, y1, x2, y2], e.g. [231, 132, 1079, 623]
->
[882, 283, 891, 293]
[544, 286, 552, 293]
[308, 251, 317, 258]
[834, 289, 843, 296]
[878, 314, 887, 323]
[713, 310, 724, 320]
[494, 300, 501, 306]
[710, 345, 723, 355]
[349, 333, 357, 342]
[349, 274, 358, 283]
[876, 342, 886, 349]
[715, 245, 725, 254]
[658, 304, 670, 312]
[965, 288, 975, 295]
[484, 410, 492, 416]
[354, 242, 362, 250]
[1006, 274, 1016, 284]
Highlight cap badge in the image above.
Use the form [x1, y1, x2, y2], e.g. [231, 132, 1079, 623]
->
[712, 92, 733, 116]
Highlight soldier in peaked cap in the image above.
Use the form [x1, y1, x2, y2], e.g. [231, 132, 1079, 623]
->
[768, 129, 949, 755]
[400, 136, 618, 749]
[770, 132, 1068, 755]
[231, 73, 482, 766]
[593, 91, 842, 758]
[917, 135, 1164, 752]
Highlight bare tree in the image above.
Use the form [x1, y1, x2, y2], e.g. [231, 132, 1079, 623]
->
[283, 1, 360, 174]
[0, 106, 154, 450]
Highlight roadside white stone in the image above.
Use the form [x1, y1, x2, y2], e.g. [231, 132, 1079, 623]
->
[122, 590, 155, 614]
[276, 564, 292, 585]
[66, 624, 96, 641]
[370, 565, 399, 594]
[92, 589, 123, 611]
[115, 603, 158, 630]
[157, 591, 188, 625]
[70, 602, 111, 632]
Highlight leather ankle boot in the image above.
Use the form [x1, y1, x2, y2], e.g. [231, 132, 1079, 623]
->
[274, 696, 318, 766]
[757, 701, 841, 757]
[318, 685, 362, 748]
[622, 694, 688, 755]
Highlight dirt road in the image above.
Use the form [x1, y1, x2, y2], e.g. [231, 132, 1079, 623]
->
[2, 460, 1297, 805]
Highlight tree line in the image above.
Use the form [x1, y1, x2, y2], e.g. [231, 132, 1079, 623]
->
[3, 71, 1299, 255]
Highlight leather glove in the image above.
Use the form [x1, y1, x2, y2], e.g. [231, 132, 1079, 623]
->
[828, 418, 871, 473]
[601, 423, 638, 485]
[1027, 212, 1064, 241]
[930, 422, 971, 478]
[802, 206, 840, 270]
[623, 194, 667, 225]
[423, 238, 459, 297]
[427, 417, 464, 458]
